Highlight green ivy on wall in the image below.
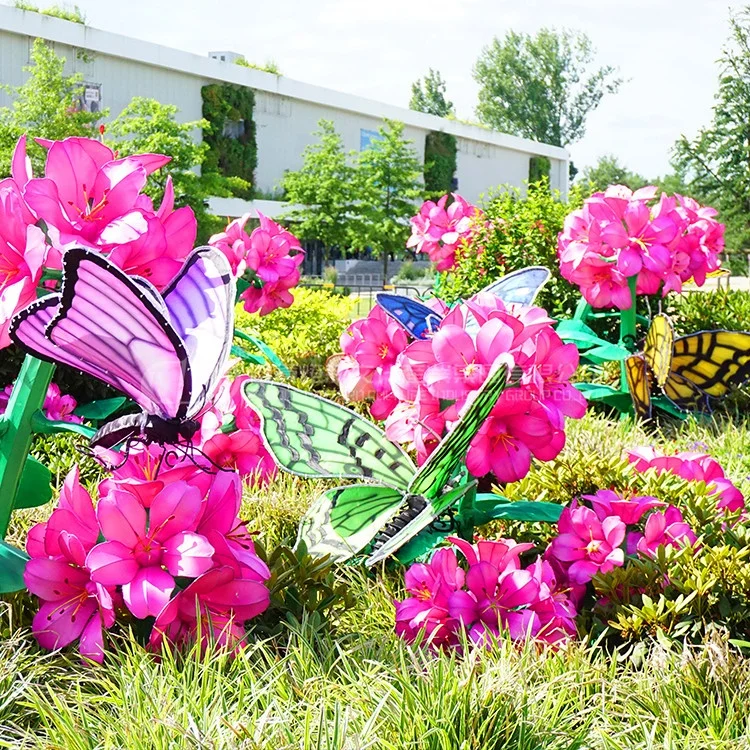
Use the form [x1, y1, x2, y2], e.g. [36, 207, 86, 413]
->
[529, 155, 551, 184]
[423, 130, 457, 197]
[201, 83, 257, 199]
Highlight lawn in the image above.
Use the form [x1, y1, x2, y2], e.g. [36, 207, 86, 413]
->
[2, 413, 750, 749]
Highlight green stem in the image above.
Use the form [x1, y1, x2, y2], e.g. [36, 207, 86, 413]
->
[0, 356, 55, 537]
[618, 275, 639, 393]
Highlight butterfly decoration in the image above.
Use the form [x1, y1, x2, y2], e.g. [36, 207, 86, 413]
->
[625, 313, 750, 419]
[376, 266, 551, 341]
[10, 246, 235, 456]
[243, 359, 511, 566]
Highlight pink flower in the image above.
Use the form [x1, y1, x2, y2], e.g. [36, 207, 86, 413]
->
[195, 472, 271, 582]
[549, 502, 626, 584]
[25, 556, 115, 664]
[209, 212, 253, 275]
[201, 429, 276, 482]
[585, 489, 663, 525]
[0, 179, 46, 349]
[20, 136, 168, 248]
[237, 214, 304, 316]
[394, 547, 464, 648]
[149, 565, 270, 652]
[24, 467, 115, 663]
[407, 194, 483, 272]
[629, 506, 697, 558]
[628, 447, 744, 514]
[558, 187, 724, 308]
[87, 483, 215, 619]
[42, 382, 82, 423]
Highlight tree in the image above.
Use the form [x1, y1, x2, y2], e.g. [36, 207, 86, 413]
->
[672, 7, 750, 250]
[350, 120, 423, 280]
[281, 120, 355, 258]
[409, 69, 454, 117]
[473, 28, 621, 147]
[107, 98, 209, 205]
[579, 155, 647, 193]
[0, 38, 104, 174]
[107, 97, 250, 242]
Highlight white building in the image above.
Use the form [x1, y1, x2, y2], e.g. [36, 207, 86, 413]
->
[0, 3, 569, 221]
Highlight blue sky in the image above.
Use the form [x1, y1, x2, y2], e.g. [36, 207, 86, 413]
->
[25, 0, 747, 178]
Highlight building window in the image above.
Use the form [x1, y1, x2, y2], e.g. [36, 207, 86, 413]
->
[222, 119, 245, 139]
[78, 83, 102, 114]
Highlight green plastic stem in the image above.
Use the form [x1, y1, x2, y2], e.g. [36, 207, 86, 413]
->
[618, 275, 639, 393]
[0, 356, 55, 536]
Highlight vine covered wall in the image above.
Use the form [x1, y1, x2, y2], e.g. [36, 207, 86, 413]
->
[528, 155, 551, 184]
[201, 83, 257, 198]
[423, 130, 457, 196]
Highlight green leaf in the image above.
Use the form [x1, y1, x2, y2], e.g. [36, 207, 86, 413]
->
[230, 344, 265, 366]
[0, 541, 29, 594]
[73, 397, 127, 421]
[14, 455, 53, 510]
[473, 494, 563, 522]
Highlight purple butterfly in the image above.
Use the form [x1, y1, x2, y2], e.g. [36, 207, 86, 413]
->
[10, 246, 235, 454]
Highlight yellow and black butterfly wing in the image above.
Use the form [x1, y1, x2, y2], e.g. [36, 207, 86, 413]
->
[669, 330, 750, 400]
[643, 314, 674, 389]
[662, 370, 711, 411]
[625, 354, 652, 419]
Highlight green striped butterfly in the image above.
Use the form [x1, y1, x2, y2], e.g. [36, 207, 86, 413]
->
[243, 359, 510, 566]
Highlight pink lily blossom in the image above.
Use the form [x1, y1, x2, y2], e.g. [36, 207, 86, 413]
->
[87, 483, 215, 619]
[549, 502, 626, 584]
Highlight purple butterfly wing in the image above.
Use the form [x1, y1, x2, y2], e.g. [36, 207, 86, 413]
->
[10, 296, 166, 415]
[162, 247, 235, 416]
[11, 248, 190, 419]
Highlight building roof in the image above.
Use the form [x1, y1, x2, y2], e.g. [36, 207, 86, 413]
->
[0, 3, 569, 161]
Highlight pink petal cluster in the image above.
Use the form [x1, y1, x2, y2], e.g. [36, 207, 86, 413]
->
[340, 296, 585, 483]
[558, 185, 724, 309]
[395, 537, 577, 650]
[407, 194, 484, 272]
[546, 489, 697, 588]
[628, 447, 745, 513]
[25, 466, 270, 662]
[209, 212, 304, 316]
[1, 135, 197, 348]
[0, 381, 82, 424]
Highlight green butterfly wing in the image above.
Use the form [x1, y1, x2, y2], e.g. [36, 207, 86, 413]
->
[366, 482, 476, 566]
[243, 380, 415, 490]
[297, 484, 405, 561]
[408, 360, 509, 497]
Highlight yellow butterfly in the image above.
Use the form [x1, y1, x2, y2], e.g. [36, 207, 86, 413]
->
[625, 314, 750, 418]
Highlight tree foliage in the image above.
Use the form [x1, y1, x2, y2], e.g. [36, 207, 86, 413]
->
[672, 7, 750, 251]
[0, 39, 103, 174]
[423, 130, 457, 198]
[473, 28, 621, 147]
[349, 120, 423, 278]
[580, 154, 647, 193]
[107, 97, 209, 207]
[409, 69, 454, 117]
[281, 120, 355, 256]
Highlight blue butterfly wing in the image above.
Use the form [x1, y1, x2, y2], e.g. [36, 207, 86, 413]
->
[480, 266, 551, 306]
[376, 293, 443, 340]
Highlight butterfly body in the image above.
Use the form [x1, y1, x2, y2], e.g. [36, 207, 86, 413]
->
[10, 246, 235, 456]
[89, 412, 200, 451]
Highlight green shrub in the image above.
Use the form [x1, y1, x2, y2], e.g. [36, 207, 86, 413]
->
[439, 179, 584, 318]
[393, 260, 427, 283]
[667, 288, 750, 334]
[235, 288, 353, 384]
